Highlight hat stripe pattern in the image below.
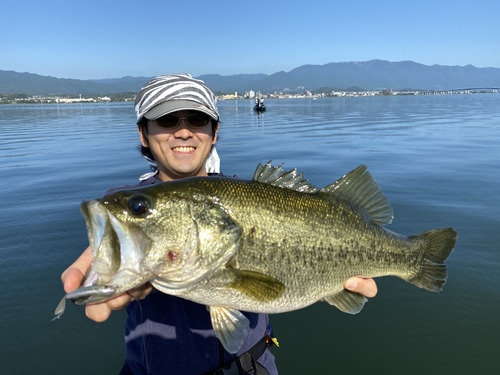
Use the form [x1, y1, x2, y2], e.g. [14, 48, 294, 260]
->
[134, 74, 219, 123]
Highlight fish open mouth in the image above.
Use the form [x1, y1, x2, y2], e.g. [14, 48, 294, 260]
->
[80, 199, 150, 291]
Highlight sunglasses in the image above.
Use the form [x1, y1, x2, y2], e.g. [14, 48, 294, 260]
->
[154, 113, 212, 128]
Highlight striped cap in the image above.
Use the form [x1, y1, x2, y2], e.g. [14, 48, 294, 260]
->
[134, 73, 219, 124]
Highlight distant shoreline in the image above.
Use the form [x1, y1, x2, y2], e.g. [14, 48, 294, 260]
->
[1, 89, 498, 105]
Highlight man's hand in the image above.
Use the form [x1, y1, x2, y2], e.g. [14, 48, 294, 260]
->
[61, 246, 152, 322]
[343, 277, 378, 298]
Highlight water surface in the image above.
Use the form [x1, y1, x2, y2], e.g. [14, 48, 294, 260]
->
[1, 95, 498, 374]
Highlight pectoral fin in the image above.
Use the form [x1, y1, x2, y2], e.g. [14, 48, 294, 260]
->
[228, 269, 285, 302]
[324, 290, 368, 314]
[209, 306, 250, 354]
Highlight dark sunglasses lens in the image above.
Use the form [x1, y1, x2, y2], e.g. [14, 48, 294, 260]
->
[155, 114, 179, 128]
[187, 114, 210, 127]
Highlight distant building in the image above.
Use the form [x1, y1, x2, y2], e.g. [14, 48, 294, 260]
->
[55, 97, 95, 103]
[219, 92, 238, 100]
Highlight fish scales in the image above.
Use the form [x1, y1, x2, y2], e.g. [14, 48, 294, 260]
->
[151, 176, 432, 312]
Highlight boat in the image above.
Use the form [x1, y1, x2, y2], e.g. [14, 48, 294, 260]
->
[253, 98, 266, 112]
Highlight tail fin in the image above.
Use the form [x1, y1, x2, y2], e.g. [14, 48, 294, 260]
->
[408, 227, 457, 292]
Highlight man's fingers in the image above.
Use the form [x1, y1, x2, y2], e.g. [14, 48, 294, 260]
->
[86, 303, 112, 323]
[107, 293, 134, 311]
[127, 283, 154, 301]
[62, 268, 85, 293]
[61, 246, 93, 293]
[85, 294, 132, 322]
[344, 277, 378, 298]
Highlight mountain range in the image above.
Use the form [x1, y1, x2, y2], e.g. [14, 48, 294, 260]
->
[2, 60, 500, 96]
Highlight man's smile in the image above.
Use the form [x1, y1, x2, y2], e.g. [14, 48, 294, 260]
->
[172, 146, 196, 153]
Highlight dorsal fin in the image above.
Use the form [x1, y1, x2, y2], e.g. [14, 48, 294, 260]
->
[321, 165, 394, 226]
[253, 161, 318, 193]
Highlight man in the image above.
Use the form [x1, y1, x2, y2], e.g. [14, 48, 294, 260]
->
[61, 73, 378, 374]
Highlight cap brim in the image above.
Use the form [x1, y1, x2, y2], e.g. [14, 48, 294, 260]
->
[144, 100, 219, 121]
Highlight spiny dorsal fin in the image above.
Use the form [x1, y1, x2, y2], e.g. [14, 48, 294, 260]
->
[253, 161, 318, 193]
[321, 165, 394, 226]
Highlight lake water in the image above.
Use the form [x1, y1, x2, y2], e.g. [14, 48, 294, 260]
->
[1, 95, 499, 374]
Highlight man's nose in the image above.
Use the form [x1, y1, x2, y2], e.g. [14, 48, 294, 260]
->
[173, 121, 193, 137]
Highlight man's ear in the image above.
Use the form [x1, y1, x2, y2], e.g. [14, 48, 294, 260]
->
[212, 122, 220, 145]
[138, 125, 149, 146]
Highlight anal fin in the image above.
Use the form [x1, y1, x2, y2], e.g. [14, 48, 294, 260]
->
[324, 290, 368, 314]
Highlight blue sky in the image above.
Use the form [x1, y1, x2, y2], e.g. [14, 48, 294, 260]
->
[2, 0, 499, 79]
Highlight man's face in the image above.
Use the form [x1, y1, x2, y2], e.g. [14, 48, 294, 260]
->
[139, 110, 218, 181]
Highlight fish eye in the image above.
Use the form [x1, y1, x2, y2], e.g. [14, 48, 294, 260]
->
[128, 195, 150, 216]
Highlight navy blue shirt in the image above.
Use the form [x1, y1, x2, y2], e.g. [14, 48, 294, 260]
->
[106, 174, 278, 375]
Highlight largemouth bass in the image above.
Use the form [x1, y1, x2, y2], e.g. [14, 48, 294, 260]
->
[55, 162, 457, 353]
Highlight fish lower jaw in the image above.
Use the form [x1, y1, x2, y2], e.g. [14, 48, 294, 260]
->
[86, 268, 151, 292]
[96, 273, 115, 284]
